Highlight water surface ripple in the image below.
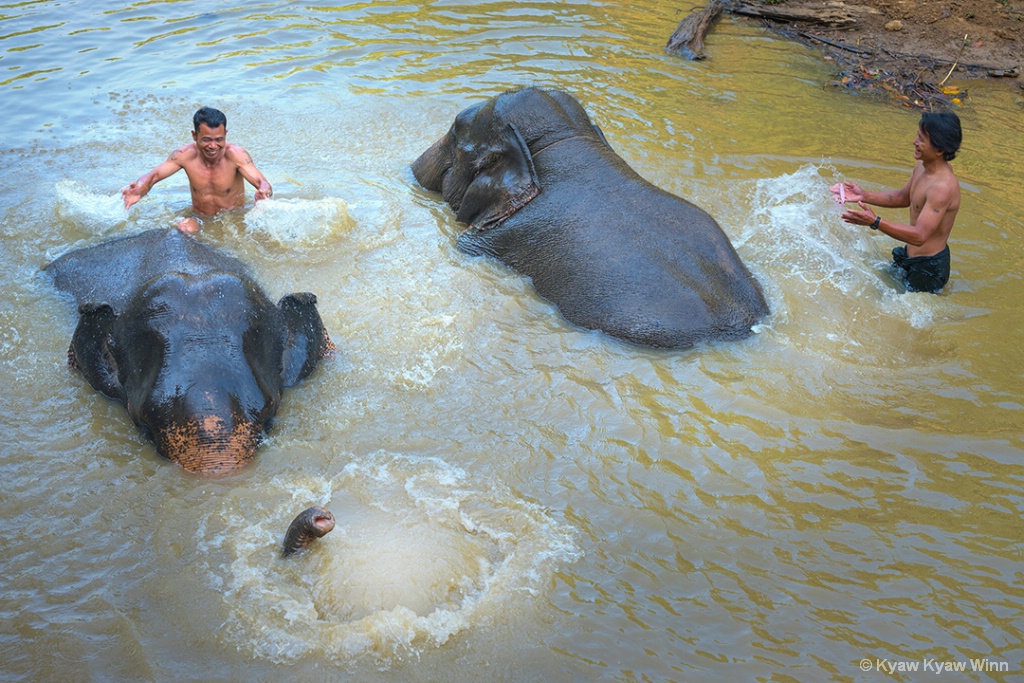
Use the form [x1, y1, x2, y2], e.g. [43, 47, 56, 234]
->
[1, 1, 1022, 682]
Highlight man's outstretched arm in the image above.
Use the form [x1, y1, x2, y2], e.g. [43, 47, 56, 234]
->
[838, 177, 913, 209]
[842, 184, 953, 247]
[122, 150, 186, 210]
[230, 146, 273, 202]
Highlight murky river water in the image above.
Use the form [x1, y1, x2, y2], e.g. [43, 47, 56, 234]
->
[2, 2, 1023, 681]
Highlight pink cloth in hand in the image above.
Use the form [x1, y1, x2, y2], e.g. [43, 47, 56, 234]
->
[829, 183, 846, 204]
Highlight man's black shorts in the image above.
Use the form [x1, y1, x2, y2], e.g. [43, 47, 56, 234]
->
[892, 245, 950, 293]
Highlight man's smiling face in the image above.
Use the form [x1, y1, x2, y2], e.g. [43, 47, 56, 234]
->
[193, 123, 227, 162]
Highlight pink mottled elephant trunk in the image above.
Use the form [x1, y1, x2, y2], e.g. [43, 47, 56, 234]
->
[155, 415, 263, 474]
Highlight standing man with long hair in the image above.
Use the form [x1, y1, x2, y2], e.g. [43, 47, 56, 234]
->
[834, 111, 962, 293]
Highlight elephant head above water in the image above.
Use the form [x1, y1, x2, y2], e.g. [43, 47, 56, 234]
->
[412, 87, 769, 349]
[45, 229, 334, 474]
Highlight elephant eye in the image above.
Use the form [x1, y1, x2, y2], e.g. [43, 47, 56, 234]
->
[473, 150, 502, 173]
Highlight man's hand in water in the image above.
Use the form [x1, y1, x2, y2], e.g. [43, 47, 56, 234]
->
[830, 181, 864, 204]
[122, 182, 145, 210]
[176, 217, 201, 234]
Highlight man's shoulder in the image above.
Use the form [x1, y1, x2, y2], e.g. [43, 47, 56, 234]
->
[941, 169, 961, 199]
[224, 143, 252, 164]
[933, 162, 960, 187]
[170, 142, 200, 162]
[945, 162, 960, 184]
[925, 167, 960, 203]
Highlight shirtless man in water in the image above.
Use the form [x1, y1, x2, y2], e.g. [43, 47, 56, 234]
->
[834, 111, 962, 293]
[122, 106, 272, 234]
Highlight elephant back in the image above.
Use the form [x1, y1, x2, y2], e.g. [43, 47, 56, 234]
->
[45, 229, 251, 314]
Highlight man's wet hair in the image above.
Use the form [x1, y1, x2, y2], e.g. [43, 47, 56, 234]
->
[919, 111, 961, 161]
[193, 106, 227, 132]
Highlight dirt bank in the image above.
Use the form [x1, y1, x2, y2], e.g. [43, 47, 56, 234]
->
[674, 0, 1024, 107]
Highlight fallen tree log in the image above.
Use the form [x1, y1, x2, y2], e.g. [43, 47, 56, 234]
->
[728, 1, 856, 26]
[667, 0, 856, 60]
[666, 0, 725, 60]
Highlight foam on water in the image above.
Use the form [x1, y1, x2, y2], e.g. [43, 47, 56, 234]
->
[731, 163, 948, 337]
[53, 180, 355, 251]
[243, 197, 354, 245]
[202, 452, 579, 665]
[736, 163, 889, 293]
[54, 180, 130, 236]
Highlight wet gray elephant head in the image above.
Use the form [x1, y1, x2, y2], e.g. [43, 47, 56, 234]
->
[412, 87, 769, 349]
[411, 88, 585, 230]
[47, 229, 335, 474]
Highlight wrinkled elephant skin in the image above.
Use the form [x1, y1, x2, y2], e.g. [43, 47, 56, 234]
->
[46, 229, 334, 474]
[412, 87, 769, 349]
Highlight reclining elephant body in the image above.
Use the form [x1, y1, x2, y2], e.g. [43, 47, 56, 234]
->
[412, 87, 769, 349]
[46, 229, 333, 474]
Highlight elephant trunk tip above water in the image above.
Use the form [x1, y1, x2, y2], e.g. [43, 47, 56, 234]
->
[282, 506, 336, 558]
[412, 86, 769, 350]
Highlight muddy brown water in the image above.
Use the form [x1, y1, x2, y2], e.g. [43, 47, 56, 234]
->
[1, 2, 1022, 682]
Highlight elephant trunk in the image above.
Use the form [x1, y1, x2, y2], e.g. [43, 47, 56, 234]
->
[154, 414, 263, 474]
[282, 506, 336, 558]
[411, 132, 452, 191]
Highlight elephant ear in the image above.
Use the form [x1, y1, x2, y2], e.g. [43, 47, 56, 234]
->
[456, 123, 540, 231]
[278, 293, 334, 387]
[70, 303, 123, 401]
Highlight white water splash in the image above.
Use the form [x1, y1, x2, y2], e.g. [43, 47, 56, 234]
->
[54, 180, 130, 235]
[736, 163, 944, 326]
[740, 163, 884, 293]
[243, 196, 355, 245]
[206, 452, 580, 665]
[684, 161, 964, 371]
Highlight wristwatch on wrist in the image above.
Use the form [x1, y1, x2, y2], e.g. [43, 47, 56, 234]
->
[871, 216, 881, 230]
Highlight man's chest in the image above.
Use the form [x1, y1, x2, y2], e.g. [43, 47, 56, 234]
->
[187, 163, 240, 191]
